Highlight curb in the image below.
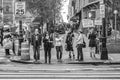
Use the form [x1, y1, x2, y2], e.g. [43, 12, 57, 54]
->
[10, 59, 42, 64]
[67, 61, 120, 65]
[0, 57, 11, 64]
[10, 59, 120, 65]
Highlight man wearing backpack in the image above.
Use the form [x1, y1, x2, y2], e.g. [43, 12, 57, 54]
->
[65, 29, 75, 60]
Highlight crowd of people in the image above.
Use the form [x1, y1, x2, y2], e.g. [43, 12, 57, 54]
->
[2, 27, 100, 64]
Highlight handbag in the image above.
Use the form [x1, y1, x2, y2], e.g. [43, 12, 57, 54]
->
[82, 40, 86, 48]
[65, 44, 68, 51]
[3, 38, 13, 49]
[82, 36, 86, 48]
[51, 43, 54, 48]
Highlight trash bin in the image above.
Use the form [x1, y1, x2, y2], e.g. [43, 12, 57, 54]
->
[21, 41, 30, 60]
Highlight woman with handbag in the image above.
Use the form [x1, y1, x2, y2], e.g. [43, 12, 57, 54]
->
[43, 32, 53, 64]
[76, 30, 85, 61]
[88, 29, 96, 58]
[65, 29, 75, 60]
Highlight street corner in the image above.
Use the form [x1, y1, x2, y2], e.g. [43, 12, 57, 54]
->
[9, 56, 43, 64]
[0, 56, 11, 64]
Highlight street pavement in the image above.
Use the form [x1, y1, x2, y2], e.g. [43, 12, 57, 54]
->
[0, 63, 120, 79]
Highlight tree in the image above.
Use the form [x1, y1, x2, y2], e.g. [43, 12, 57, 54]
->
[25, 0, 63, 24]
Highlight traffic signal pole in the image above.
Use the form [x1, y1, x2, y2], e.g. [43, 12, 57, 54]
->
[100, 0, 108, 60]
[18, 0, 23, 56]
[18, 20, 22, 56]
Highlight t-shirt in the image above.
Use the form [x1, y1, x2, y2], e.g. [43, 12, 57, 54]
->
[35, 35, 39, 41]
[76, 34, 84, 44]
[55, 37, 63, 46]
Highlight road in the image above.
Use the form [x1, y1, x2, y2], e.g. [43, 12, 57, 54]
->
[0, 63, 120, 79]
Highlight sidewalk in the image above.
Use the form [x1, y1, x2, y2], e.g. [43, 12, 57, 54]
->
[0, 34, 120, 65]
[0, 46, 11, 64]
[9, 46, 120, 65]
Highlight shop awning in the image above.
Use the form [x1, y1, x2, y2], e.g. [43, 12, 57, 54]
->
[70, 10, 82, 22]
[70, 16, 79, 22]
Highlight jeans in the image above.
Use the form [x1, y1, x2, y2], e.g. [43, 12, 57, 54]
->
[44, 47, 51, 63]
[56, 46, 63, 60]
[33, 46, 40, 61]
[77, 44, 83, 60]
[5, 49, 10, 56]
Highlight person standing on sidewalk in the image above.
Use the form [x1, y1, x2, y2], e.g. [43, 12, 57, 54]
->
[11, 34, 16, 55]
[55, 33, 63, 62]
[3, 34, 12, 57]
[65, 29, 75, 60]
[88, 29, 96, 58]
[43, 32, 53, 64]
[31, 29, 42, 62]
[76, 30, 84, 61]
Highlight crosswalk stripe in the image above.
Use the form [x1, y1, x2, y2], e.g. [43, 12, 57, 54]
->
[0, 72, 120, 75]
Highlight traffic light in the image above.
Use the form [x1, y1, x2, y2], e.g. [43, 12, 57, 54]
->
[107, 27, 112, 36]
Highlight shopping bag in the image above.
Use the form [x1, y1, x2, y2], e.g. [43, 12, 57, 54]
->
[3, 39, 13, 49]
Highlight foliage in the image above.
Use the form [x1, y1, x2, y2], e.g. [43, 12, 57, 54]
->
[25, 0, 63, 23]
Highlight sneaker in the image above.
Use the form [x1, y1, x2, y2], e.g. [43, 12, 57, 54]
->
[76, 59, 79, 61]
[33, 60, 37, 63]
[79, 59, 83, 61]
[90, 53, 92, 58]
[59, 59, 62, 63]
[49, 61, 51, 64]
[69, 55, 71, 59]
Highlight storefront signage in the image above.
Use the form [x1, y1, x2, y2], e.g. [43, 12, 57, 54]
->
[99, 0, 104, 4]
[82, 19, 94, 28]
[89, 0, 96, 3]
[100, 4, 105, 18]
[95, 19, 102, 25]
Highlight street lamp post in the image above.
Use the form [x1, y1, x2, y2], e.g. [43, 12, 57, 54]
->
[100, 0, 108, 60]
[114, 10, 118, 41]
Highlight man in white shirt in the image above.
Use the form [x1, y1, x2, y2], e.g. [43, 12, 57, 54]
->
[76, 30, 84, 61]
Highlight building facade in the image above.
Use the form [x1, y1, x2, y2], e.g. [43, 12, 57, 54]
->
[68, 0, 114, 30]
[3, 0, 14, 25]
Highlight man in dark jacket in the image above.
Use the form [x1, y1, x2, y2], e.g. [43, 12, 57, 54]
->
[31, 29, 42, 62]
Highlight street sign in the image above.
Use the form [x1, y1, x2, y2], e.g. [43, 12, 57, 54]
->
[25, 11, 34, 25]
[100, 4, 105, 18]
[95, 19, 102, 25]
[99, 0, 104, 4]
[82, 19, 94, 28]
[15, 1, 26, 17]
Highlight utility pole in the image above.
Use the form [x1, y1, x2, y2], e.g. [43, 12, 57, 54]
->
[18, 0, 23, 56]
[53, 0, 56, 33]
[100, 0, 108, 60]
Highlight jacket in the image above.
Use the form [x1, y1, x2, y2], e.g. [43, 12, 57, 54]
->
[43, 35, 53, 48]
[31, 34, 42, 47]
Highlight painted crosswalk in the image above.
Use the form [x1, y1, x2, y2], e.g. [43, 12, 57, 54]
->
[0, 71, 120, 79]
